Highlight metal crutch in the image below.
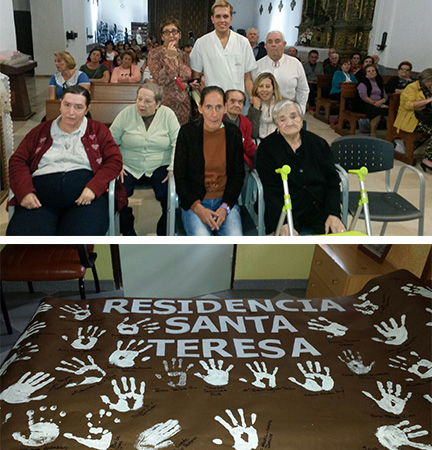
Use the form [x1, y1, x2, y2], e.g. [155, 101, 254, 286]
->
[275, 165, 295, 236]
[348, 166, 372, 236]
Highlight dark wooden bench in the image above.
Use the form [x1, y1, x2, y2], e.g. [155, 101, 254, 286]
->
[46, 99, 133, 126]
[90, 81, 141, 101]
[385, 92, 428, 166]
[314, 74, 339, 124]
[331, 83, 367, 136]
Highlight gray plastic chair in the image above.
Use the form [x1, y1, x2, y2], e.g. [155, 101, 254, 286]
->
[331, 136, 425, 236]
[166, 172, 264, 236]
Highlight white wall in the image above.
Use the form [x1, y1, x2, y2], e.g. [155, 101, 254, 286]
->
[31, 0, 64, 75]
[31, 0, 95, 76]
[0, 0, 17, 52]
[369, 0, 432, 71]
[256, 0, 303, 46]
[98, 0, 147, 34]
[12, 0, 29, 11]
[230, 0, 258, 33]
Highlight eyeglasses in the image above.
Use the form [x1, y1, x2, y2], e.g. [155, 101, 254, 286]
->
[162, 29, 179, 36]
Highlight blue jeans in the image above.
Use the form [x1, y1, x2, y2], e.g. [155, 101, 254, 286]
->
[181, 198, 243, 236]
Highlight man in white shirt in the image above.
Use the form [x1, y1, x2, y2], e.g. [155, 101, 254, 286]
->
[253, 31, 309, 113]
[190, 0, 257, 97]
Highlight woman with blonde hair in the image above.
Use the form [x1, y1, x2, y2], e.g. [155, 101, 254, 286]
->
[49, 51, 90, 99]
[248, 72, 283, 139]
[394, 68, 432, 171]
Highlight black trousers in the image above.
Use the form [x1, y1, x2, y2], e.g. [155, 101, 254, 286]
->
[120, 165, 169, 236]
[7, 170, 108, 236]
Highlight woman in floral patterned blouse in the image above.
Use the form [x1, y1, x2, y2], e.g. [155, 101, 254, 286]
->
[148, 18, 192, 125]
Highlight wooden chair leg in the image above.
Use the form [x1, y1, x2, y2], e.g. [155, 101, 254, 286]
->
[1, 284, 13, 335]
[78, 278, 86, 299]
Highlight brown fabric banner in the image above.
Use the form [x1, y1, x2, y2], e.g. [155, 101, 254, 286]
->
[1, 270, 431, 450]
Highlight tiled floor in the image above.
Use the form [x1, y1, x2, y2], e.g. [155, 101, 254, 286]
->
[1, 75, 431, 236]
[0, 285, 306, 364]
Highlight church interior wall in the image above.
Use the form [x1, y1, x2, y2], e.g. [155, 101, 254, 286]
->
[369, 0, 432, 73]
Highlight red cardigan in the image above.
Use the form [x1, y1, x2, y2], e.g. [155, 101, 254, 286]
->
[239, 114, 257, 169]
[8, 119, 126, 210]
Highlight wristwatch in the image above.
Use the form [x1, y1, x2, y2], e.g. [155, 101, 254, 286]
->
[220, 204, 231, 215]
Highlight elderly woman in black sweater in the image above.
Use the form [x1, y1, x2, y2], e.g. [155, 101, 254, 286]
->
[256, 99, 345, 235]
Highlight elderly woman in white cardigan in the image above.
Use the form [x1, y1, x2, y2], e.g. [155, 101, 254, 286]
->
[110, 84, 180, 236]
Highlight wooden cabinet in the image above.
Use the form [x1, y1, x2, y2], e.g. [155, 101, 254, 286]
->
[306, 244, 396, 298]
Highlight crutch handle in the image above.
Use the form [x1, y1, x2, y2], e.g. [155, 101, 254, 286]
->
[275, 165, 291, 180]
[348, 166, 368, 181]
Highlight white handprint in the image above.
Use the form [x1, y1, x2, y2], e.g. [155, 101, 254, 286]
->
[62, 326, 106, 350]
[376, 420, 432, 450]
[13, 321, 46, 348]
[100, 376, 146, 412]
[109, 340, 153, 368]
[30, 302, 53, 321]
[155, 358, 194, 387]
[64, 411, 113, 450]
[135, 419, 181, 449]
[401, 283, 432, 299]
[289, 361, 334, 392]
[55, 356, 106, 387]
[372, 315, 408, 346]
[307, 316, 348, 338]
[389, 352, 432, 379]
[214, 408, 258, 450]
[12, 405, 66, 446]
[240, 361, 278, 388]
[60, 304, 91, 321]
[194, 359, 234, 386]
[0, 371, 55, 404]
[0, 342, 39, 376]
[117, 317, 160, 335]
[337, 349, 375, 375]
[354, 286, 380, 315]
[362, 381, 412, 414]
[426, 308, 432, 327]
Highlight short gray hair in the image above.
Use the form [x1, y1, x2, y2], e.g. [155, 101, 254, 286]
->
[272, 99, 304, 123]
[266, 30, 286, 42]
[419, 68, 432, 84]
[137, 83, 164, 103]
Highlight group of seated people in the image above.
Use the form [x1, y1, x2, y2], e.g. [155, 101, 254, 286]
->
[304, 49, 432, 159]
[6, 16, 432, 237]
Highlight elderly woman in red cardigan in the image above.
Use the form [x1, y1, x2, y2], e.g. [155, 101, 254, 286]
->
[7, 85, 125, 236]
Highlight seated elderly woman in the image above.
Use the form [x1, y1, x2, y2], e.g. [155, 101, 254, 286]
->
[355, 64, 388, 137]
[256, 99, 345, 236]
[49, 51, 90, 99]
[174, 86, 245, 236]
[7, 86, 125, 236]
[386, 61, 415, 94]
[330, 59, 357, 100]
[394, 68, 432, 172]
[110, 50, 141, 83]
[110, 84, 180, 236]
